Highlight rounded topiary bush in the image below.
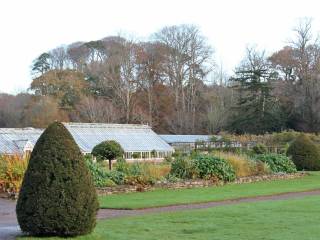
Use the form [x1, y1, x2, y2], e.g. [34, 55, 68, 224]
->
[92, 140, 124, 161]
[16, 122, 98, 237]
[287, 134, 320, 171]
[92, 140, 124, 170]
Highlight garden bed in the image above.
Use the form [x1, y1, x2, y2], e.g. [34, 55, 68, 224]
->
[97, 172, 307, 195]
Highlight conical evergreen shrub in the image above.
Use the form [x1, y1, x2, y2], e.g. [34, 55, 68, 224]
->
[287, 134, 320, 171]
[16, 122, 98, 236]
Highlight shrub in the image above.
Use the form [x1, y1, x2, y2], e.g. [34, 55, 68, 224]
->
[194, 155, 236, 182]
[0, 154, 28, 195]
[91, 140, 124, 164]
[287, 134, 320, 170]
[170, 156, 198, 179]
[107, 170, 126, 185]
[114, 158, 129, 173]
[16, 122, 98, 237]
[252, 143, 268, 154]
[85, 156, 125, 186]
[254, 153, 297, 173]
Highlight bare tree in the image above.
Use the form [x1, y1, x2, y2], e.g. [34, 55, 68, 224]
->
[101, 38, 139, 123]
[75, 96, 118, 123]
[154, 24, 213, 133]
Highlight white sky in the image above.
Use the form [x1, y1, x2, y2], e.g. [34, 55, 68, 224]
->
[1, 0, 320, 94]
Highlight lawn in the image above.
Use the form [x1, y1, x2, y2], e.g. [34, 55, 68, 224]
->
[20, 194, 320, 240]
[99, 172, 320, 209]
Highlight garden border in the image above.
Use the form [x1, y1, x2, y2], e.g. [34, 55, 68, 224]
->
[97, 172, 307, 195]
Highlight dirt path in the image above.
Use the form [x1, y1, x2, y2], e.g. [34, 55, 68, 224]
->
[2, 189, 320, 239]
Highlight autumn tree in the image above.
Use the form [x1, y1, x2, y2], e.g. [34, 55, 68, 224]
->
[269, 18, 320, 132]
[22, 96, 69, 128]
[30, 69, 88, 108]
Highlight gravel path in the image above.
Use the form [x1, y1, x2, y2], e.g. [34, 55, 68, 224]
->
[2, 189, 320, 239]
[0, 198, 20, 240]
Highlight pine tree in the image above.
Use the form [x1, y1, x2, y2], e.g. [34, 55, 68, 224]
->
[228, 49, 285, 134]
[16, 122, 98, 236]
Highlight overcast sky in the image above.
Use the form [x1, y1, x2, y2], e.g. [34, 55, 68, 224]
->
[0, 0, 320, 94]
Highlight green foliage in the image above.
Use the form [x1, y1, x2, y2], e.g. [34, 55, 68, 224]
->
[228, 61, 286, 134]
[287, 134, 320, 171]
[31, 52, 51, 76]
[210, 135, 219, 142]
[194, 155, 236, 182]
[252, 143, 268, 154]
[115, 158, 129, 173]
[254, 153, 296, 173]
[16, 122, 98, 237]
[91, 140, 124, 162]
[132, 152, 140, 159]
[85, 156, 125, 186]
[170, 156, 197, 179]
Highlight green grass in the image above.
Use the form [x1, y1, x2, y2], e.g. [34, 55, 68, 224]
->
[99, 172, 320, 209]
[20, 194, 320, 240]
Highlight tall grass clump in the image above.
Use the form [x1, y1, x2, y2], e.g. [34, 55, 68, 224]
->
[0, 154, 28, 195]
[212, 152, 254, 177]
[212, 151, 270, 177]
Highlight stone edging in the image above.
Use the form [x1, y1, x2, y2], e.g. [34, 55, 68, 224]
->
[97, 172, 307, 195]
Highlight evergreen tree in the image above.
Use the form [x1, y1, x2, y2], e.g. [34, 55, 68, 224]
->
[228, 48, 286, 134]
[16, 122, 98, 236]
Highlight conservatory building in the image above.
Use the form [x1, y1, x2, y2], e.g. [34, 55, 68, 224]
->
[0, 123, 174, 160]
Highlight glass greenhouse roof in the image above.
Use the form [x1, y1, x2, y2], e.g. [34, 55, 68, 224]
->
[159, 135, 217, 144]
[0, 123, 174, 154]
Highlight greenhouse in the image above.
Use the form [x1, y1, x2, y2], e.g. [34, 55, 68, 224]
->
[0, 123, 174, 160]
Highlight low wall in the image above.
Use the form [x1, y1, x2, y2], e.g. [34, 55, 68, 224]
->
[97, 172, 307, 195]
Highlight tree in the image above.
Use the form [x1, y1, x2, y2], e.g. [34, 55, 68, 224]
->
[30, 69, 88, 108]
[154, 25, 213, 133]
[91, 140, 124, 170]
[21, 96, 69, 128]
[229, 47, 286, 134]
[31, 53, 52, 77]
[269, 19, 320, 132]
[16, 122, 98, 236]
[0, 93, 31, 127]
[75, 96, 118, 123]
